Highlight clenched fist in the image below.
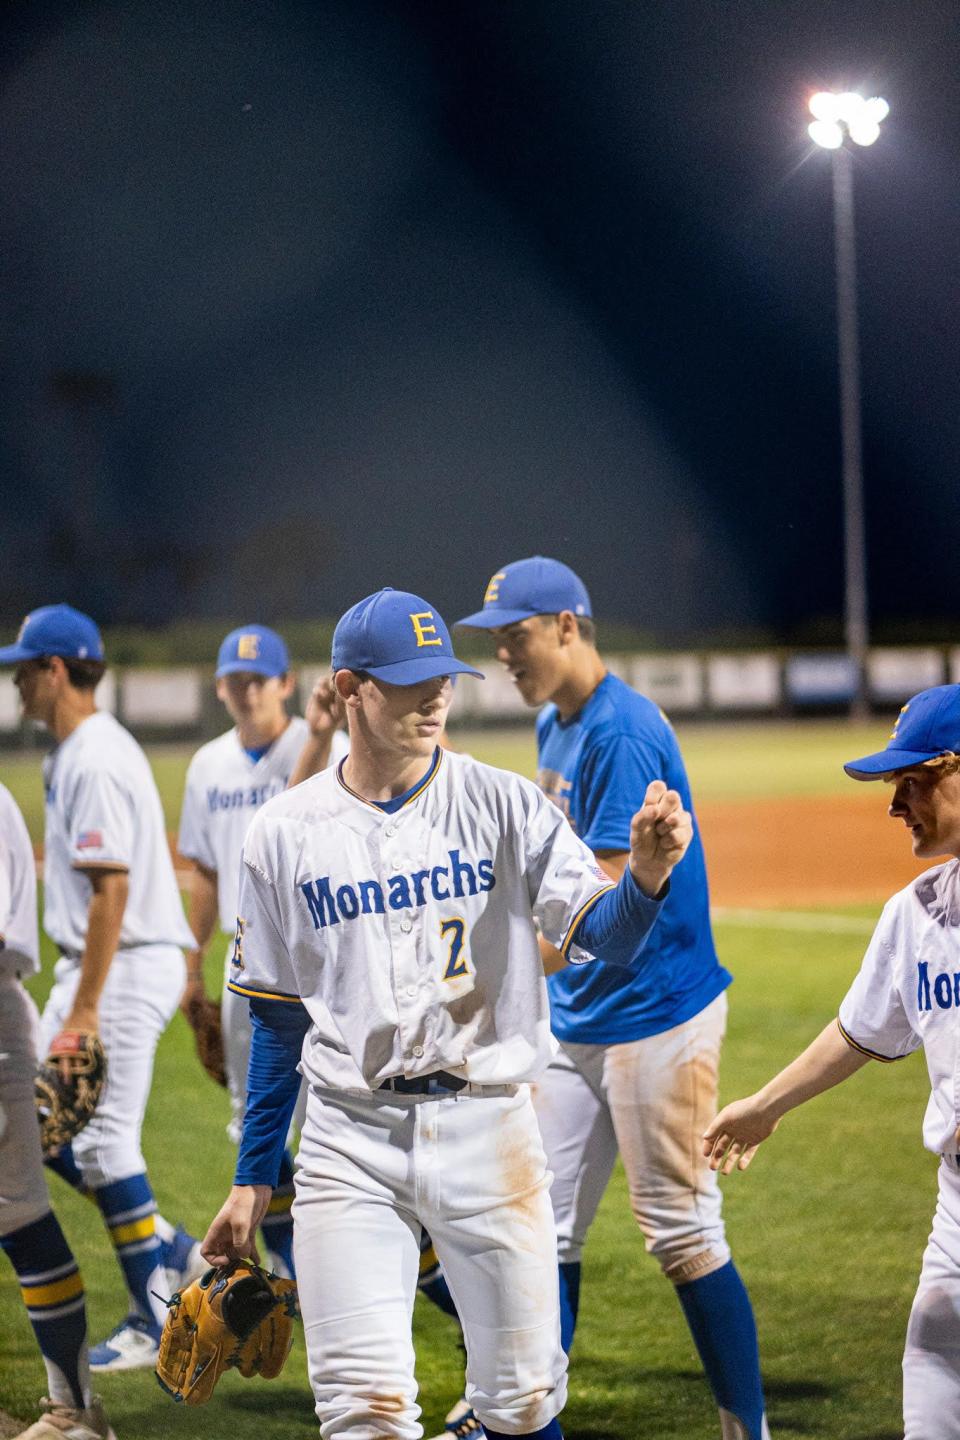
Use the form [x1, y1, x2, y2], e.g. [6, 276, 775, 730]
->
[628, 780, 693, 899]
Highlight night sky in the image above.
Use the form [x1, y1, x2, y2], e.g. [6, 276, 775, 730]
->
[2, 0, 958, 643]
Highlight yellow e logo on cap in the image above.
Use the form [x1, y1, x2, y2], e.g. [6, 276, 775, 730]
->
[410, 612, 442, 648]
[484, 571, 506, 605]
[237, 633, 261, 660]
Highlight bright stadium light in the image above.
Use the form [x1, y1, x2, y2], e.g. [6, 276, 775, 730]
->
[809, 118, 843, 149]
[808, 91, 889, 147]
[806, 89, 890, 719]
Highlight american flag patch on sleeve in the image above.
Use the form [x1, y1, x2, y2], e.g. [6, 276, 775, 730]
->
[76, 830, 104, 850]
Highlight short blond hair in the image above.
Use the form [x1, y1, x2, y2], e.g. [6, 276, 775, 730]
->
[922, 753, 960, 776]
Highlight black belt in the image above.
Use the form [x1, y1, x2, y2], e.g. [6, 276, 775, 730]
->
[378, 1070, 468, 1095]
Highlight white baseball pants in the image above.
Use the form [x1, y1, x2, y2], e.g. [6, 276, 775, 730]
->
[532, 992, 731, 1283]
[0, 974, 50, 1236]
[903, 1153, 960, 1439]
[293, 1081, 567, 1439]
[220, 940, 306, 1146]
[39, 947, 185, 1188]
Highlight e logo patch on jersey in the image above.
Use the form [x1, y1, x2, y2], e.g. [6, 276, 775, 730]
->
[237, 633, 261, 661]
[409, 611, 442, 648]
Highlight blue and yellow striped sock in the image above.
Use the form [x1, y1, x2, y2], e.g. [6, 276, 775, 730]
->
[93, 1174, 166, 1334]
[0, 1210, 89, 1409]
[259, 1149, 296, 1277]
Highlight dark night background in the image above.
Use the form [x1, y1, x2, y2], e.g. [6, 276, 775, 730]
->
[2, 0, 957, 645]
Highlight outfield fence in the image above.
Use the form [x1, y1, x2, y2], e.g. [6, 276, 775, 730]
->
[2, 644, 958, 748]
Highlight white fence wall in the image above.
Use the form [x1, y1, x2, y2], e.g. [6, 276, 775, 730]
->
[0, 648, 953, 738]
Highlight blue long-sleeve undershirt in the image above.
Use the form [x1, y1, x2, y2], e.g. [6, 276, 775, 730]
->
[570, 866, 667, 966]
[234, 998, 309, 1189]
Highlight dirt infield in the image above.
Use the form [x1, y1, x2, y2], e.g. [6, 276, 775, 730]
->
[700, 791, 928, 908]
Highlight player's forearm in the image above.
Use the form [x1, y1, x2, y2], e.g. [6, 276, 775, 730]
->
[234, 997, 310, 1187]
[70, 870, 129, 1025]
[288, 731, 335, 789]
[753, 1019, 871, 1123]
[184, 866, 220, 986]
[571, 866, 664, 967]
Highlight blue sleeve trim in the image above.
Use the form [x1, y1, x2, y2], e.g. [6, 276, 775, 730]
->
[234, 997, 311, 1187]
[571, 868, 666, 967]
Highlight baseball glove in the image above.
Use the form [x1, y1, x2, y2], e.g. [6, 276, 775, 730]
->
[156, 1260, 299, 1405]
[182, 992, 227, 1088]
[35, 1030, 107, 1157]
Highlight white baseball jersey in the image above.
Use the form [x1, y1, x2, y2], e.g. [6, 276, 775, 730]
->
[838, 858, 960, 1155]
[0, 781, 39, 977]
[178, 718, 349, 934]
[228, 747, 632, 1091]
[42, 710, 195, 956]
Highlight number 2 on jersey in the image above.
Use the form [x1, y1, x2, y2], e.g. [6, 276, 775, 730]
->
[440, 918, 470, 980]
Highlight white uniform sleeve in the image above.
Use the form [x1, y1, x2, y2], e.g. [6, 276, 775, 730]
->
[0, 831, 12, 944]
[837, 902, 921, 1062]
[63, 765, 134, 870]
[228, 832, 300, 1003]
[178, 761, 216, 871]
[520, 781, 616, 962]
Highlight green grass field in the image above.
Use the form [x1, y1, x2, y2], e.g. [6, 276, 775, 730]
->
[0, 719, 927, 1438]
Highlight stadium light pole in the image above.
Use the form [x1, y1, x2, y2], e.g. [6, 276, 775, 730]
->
[808, 91, 889, 722]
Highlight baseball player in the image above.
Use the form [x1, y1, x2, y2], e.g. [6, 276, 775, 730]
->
[0, 604, 198, 1373]
[200, 586, 693, 1440]
[0, 780, 117, 1440]
[177, 624, 348, 1275]
[457, 557, 770, 1440]
[703, 683, 960, 1440]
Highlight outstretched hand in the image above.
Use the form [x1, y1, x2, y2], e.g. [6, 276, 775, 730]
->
[701, 1095, 781, 1175]
[628, 780, 693, 898]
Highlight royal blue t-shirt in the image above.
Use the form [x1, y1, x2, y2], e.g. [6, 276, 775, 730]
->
[538, 673, 731, 1045]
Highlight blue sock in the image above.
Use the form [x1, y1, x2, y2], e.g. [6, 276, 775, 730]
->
[44, 1142, 89, 1196]
[417, 1229, 462, 1322]
[675, 1262, 766, 1440]
[482, 1421, 562, 1440]
[1, 1211, 89, 1408]
[558, 1260, 581, 1352]
[259, 1148, 297, 1278]
[93, 1174, 166, 1335]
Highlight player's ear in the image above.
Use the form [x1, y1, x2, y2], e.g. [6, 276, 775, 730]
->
[279, 672, 296, 702]
[334, 669, 362, 707]
[556, 610, 579, 646]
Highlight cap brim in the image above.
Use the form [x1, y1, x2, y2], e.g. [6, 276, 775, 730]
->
[454, 606, 539, 629]
[0, 643, 39, 665]
[342, 656, 484, 684]
[216, 661, 286, 679]
[843, 747, 945, 780]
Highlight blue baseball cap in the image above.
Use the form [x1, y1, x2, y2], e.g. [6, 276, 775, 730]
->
[456, 556, 592, 628]
[844, 684, 960, 779]
[0, 604, 104, 665]
[216, 625, 289, 678]
[332, 589, 484, 685]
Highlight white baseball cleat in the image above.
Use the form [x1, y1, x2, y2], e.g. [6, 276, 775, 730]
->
[160, 1223, 206, 1295]
[424, 1395, 482, 1440]
[13, 1395, 117, 1440]
[88, 1314, 160, 1372]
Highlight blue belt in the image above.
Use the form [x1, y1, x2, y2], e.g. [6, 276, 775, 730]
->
[378, 1071, 467, 1095]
